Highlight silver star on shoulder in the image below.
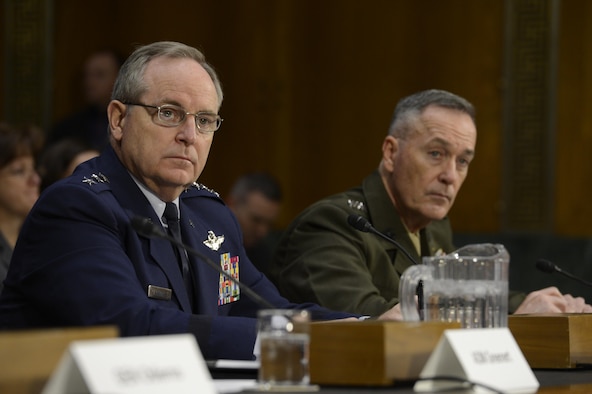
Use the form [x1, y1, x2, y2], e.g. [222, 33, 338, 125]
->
[95, 172, 109, 183]
[82, 177, 97, 186]
[191, 182, 220, 197]
[347, 199, 366, 211]
[203, 231, 225, 251]
[82, 172, 109, 186]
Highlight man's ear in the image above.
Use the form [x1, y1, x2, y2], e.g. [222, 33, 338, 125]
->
[107, 100, 127, 141]
[381, 135, 399, 172]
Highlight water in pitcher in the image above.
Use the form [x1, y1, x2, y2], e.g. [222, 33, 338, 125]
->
[424, 279, 507, 328]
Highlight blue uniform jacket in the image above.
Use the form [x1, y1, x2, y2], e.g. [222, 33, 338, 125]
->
[0, 146, 354, 360]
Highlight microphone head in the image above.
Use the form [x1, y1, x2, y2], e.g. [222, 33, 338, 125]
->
[535, 259, 557, 274]
[130, 216, 163, 238]
[347, 214, 372, 233]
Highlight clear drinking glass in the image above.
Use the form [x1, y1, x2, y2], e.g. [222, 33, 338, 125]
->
[257, 309, 312, 390]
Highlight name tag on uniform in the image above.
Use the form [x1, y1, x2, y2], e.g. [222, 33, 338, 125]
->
[147, 285, 172, 301]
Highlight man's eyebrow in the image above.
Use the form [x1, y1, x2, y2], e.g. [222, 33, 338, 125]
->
[155, 100, 218, 114]
[158, 98, 183, 107]
[429, 137, 475, 157]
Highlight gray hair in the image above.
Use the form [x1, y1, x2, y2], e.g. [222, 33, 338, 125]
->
[111, 41, 223, 107]
[388, 89, 475, 138]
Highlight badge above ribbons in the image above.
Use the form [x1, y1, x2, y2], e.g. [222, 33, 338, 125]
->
[203, 231, 224, 251]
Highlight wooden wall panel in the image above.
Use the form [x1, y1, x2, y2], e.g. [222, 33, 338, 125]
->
[555, 0, 592, 237]
[7, 0, 506, 232]
[2, 0, 52, 128]
[0, 2, 4, 118]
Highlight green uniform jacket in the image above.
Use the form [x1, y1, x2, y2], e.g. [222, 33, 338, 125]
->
[270, 170, 456, 316]
[271, 171, 526, 315]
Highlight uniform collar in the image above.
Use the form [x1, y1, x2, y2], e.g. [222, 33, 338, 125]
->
[130, 174, 180, 227]
[362, 170, 421, 262]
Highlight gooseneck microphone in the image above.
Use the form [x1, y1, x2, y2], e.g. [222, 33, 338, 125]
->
[347, 214, 423, 318]
[535, 258, 592, 288]
[347, 214, 418, 266]
[130, 216, 275, 309]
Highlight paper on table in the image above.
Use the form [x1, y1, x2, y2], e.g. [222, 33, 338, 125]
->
[214, 379, 257, 393]
[208, 359, 260, 370]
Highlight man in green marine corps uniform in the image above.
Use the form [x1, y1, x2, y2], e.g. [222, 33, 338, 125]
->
[270, 89, 592, 318]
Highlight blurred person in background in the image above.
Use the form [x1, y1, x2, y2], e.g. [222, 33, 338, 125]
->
[0, 123, 44, 293]
[226, 172, 283, 275]
[38, 138, 99, 191]
[49, 49, 124, 151]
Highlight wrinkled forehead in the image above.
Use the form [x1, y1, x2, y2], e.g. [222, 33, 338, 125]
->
[416, 106, 476, 136]
[141, 57, 220, 108]
[404, 107, 476, 153]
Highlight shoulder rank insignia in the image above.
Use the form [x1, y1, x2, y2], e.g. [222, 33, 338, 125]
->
[189, 182, 220, 197]
[82, 172, 109, 186]
[347, 199, 366, 212]
[203, 230, 225, 251]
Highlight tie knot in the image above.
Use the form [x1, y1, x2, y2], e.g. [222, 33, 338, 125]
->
[163, 202, 179, 225]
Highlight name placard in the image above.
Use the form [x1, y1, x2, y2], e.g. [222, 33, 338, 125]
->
[414, 328, 539, 394]
[42, 334, 215, 394]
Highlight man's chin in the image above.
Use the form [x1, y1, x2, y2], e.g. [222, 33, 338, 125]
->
[163, 169, 199, 186]
[424, 206, 451, 221]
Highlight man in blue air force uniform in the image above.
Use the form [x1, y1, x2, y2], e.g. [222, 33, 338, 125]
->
[0, 42, 402, 360]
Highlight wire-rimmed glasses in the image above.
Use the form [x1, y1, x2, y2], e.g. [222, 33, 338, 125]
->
[124, 102, 223, 133]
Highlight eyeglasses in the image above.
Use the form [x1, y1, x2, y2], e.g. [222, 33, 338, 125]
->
[123, 102, 223, 133]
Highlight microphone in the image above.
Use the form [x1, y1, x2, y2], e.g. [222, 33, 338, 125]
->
[347, 214, 423, 318]
[131, 216, 275, 309]
[347, 214, 418, 266]
[535, 258, 592, 288]
[535, 259, 556, 274]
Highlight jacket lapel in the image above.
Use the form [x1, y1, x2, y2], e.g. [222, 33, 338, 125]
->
[147, 234, 193, 312]
[97, 148, 193, 312]
[179, 201, 220, 314]
[362, 170, 421, 273]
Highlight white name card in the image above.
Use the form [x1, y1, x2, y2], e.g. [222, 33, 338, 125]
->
[415, 328, 539, 394]
[42, 334, 216, 394]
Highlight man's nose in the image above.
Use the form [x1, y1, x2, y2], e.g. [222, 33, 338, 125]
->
[438, 160, 460, 184]
[177, 119, 197, 144]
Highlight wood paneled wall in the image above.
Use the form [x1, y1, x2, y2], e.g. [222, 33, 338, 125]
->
[556, 0, 592, 237]
[3, 0, 592, 237]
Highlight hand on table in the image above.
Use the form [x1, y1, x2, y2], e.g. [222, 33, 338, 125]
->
[376, 303, 403, 321]
[514, 286, 592, 314]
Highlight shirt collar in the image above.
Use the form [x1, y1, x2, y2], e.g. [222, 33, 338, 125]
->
[129, 173, 179, 227]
